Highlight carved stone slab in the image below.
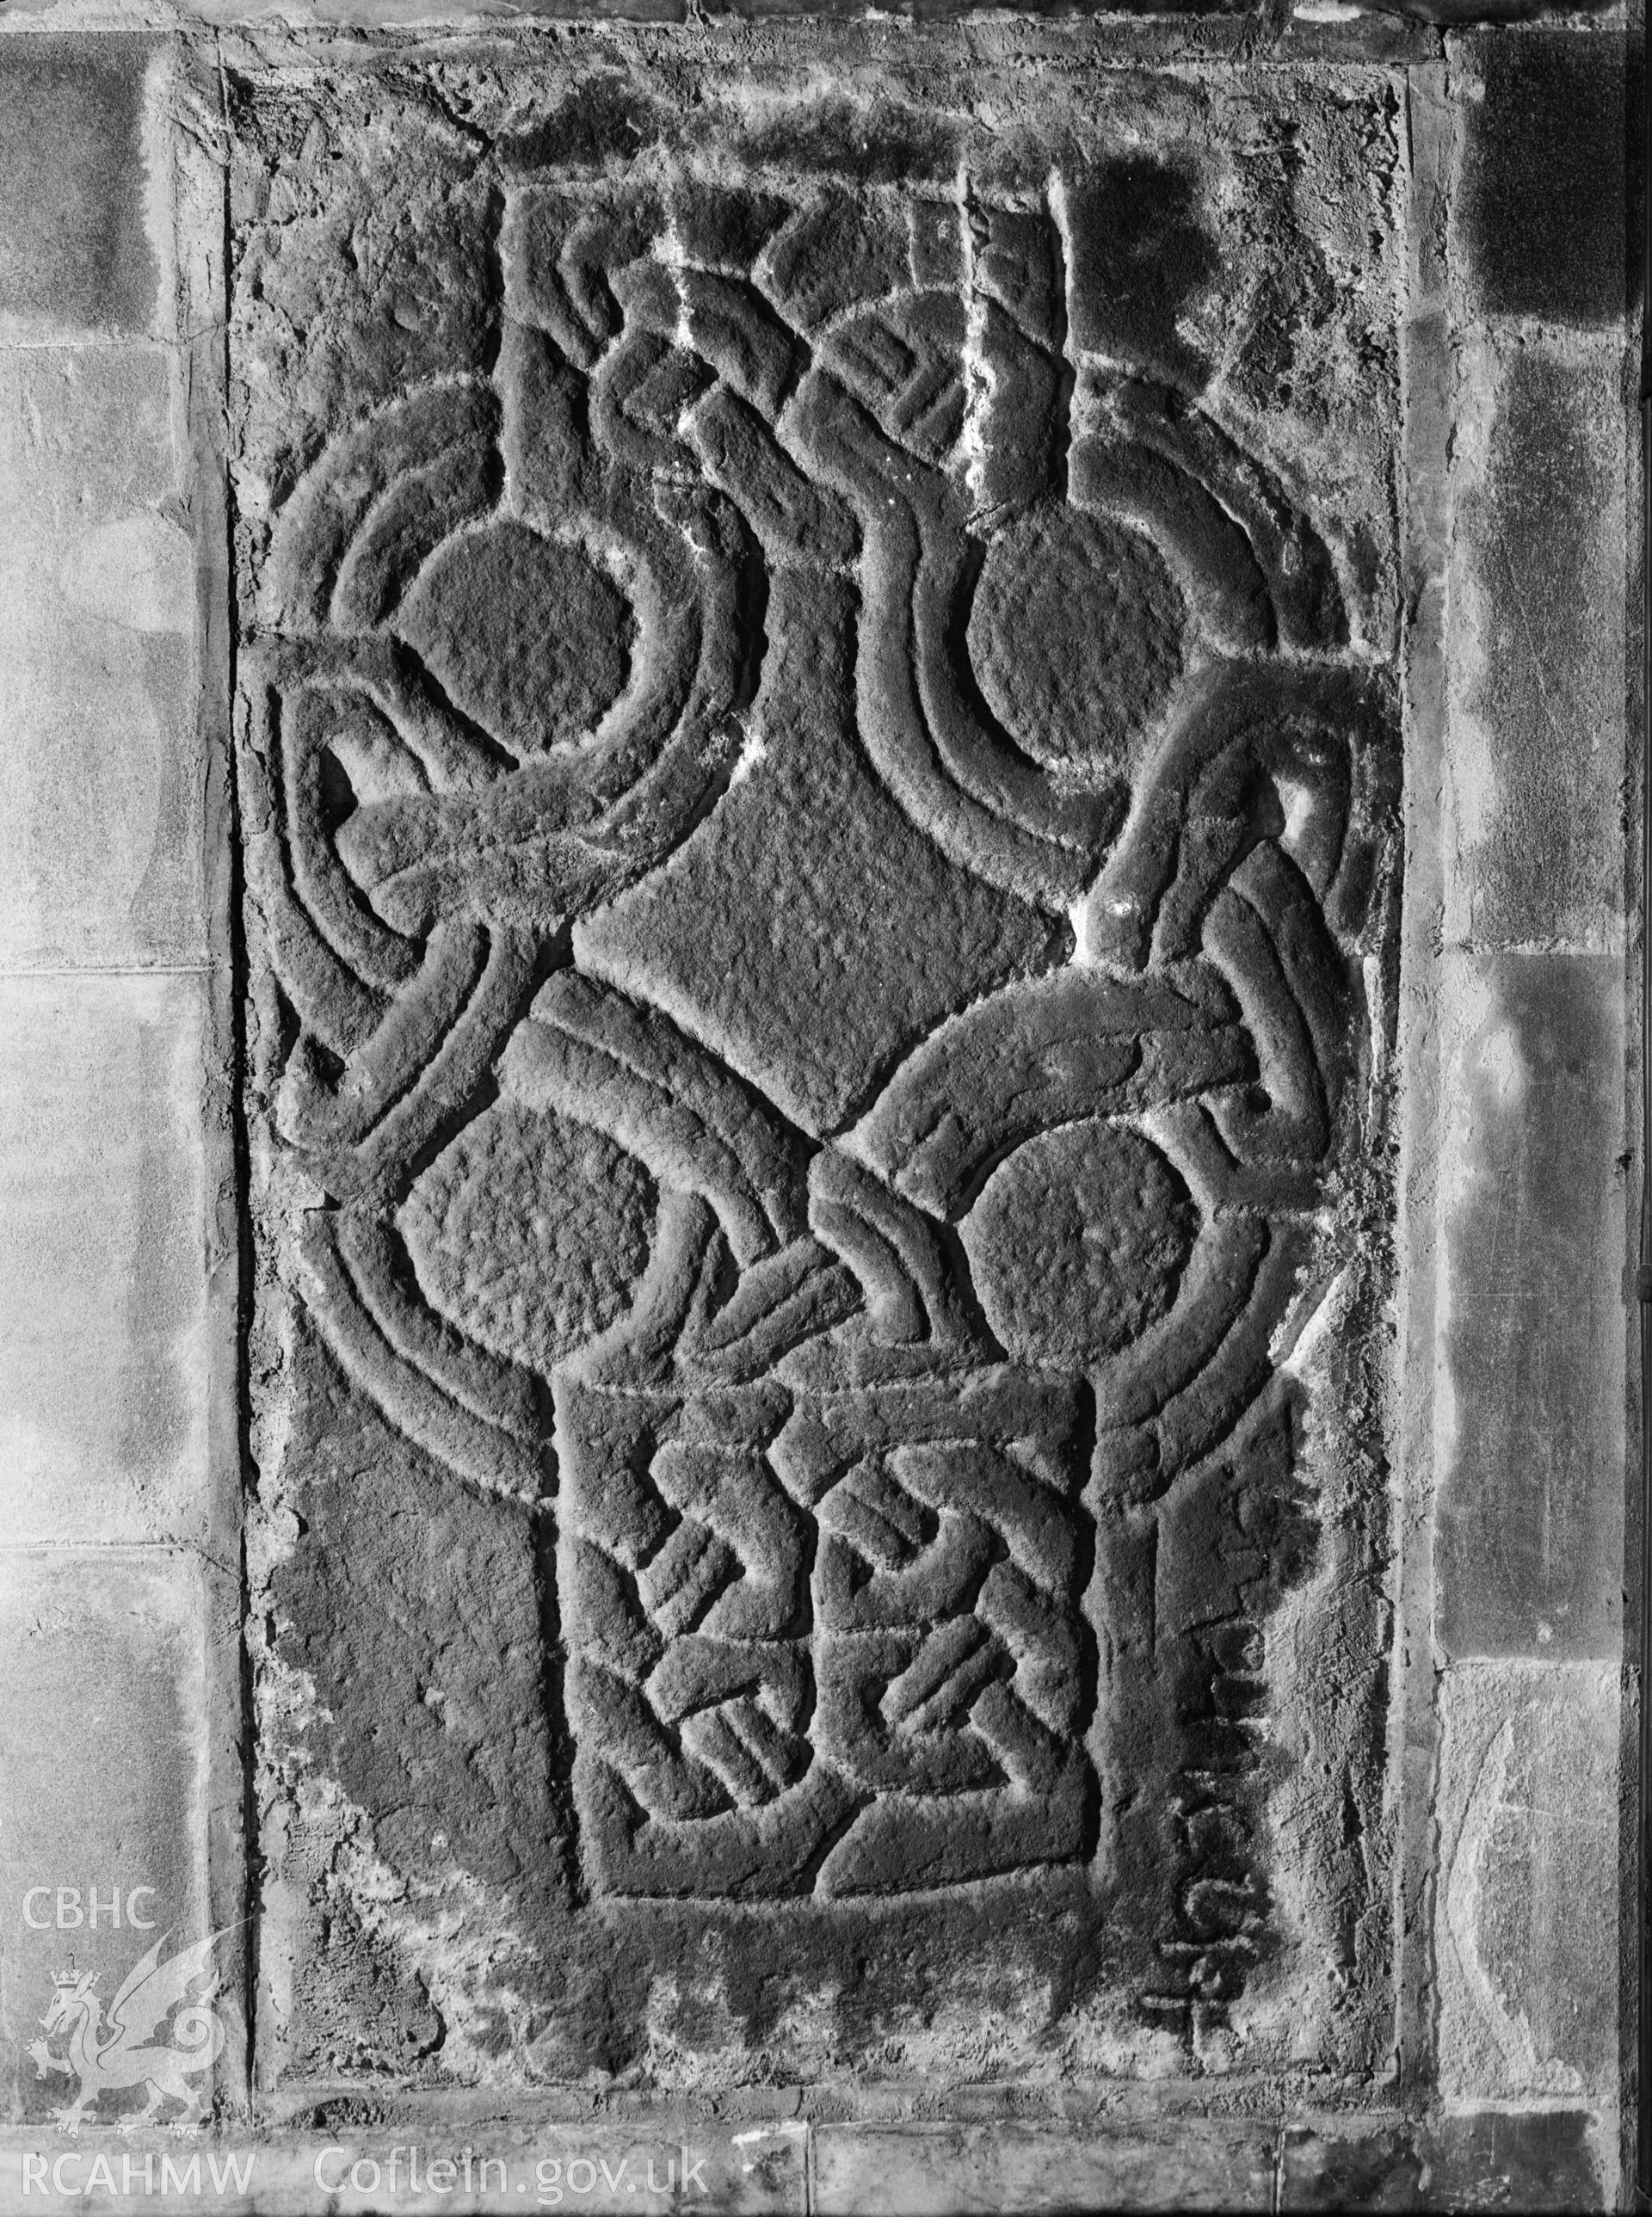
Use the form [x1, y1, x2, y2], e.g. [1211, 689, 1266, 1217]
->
[231, 38, 1401, 2085]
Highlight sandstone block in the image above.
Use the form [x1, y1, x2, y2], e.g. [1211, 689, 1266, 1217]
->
[1450, 29, 1627, 331]
[814, 2120, 1276, 2213]
[0, 345, 204, 970]
[0, 973, 213, 1545]
[230, 23, 1400, 2101]
[1433, 950, 1625, 1659]
[1443, 336, 1627, 951]
[0, 1550, 213, 2129]
[1281, 2109, 1612, 2211]
[0, 37, 160, 341]
[1435, 1660, 1621, 2101]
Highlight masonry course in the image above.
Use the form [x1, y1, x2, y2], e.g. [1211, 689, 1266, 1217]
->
[1433, 950, 1627, 1660]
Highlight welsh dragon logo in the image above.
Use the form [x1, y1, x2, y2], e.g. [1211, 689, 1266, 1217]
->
[28, 1930, 231, 2135]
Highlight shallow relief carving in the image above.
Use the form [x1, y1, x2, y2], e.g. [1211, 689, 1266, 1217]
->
[235, 68, 1400, 2069]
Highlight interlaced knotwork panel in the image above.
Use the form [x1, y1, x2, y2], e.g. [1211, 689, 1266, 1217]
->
[235, 50, 1400, 2072]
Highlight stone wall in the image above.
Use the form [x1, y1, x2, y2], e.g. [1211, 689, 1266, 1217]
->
[0, 8, 1633, 2212]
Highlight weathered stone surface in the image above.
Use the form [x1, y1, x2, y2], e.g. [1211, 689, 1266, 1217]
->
[0, 1550, 213, 2127]
[0, 36, 160, 339]
[1451, 29, 1627, 331]
[231, 36, 1402, 2093]
[1442, 335, 1627, 951]
[1433, 951, 1625, 1658]
[814, 2117, 1277, 2212]
[1434, 1661, 1621, 2101]
[1280, 2109, 1613, 2211]
[0, 974, 213, 1545]
[0, 14, 1627, 2217]
[0, 344, 205, 970]
[1401, 0, 1613, 18]
[0, 0, 1586, 39]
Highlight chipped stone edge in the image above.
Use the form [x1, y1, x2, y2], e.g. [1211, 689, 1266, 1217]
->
[1392, 49, 1452, 2112]
[0, 3, 1452, 71]
[165, 28, 255, 2124]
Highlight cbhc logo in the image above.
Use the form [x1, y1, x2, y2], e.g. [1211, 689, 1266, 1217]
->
[22, 1888, 158, 1931]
